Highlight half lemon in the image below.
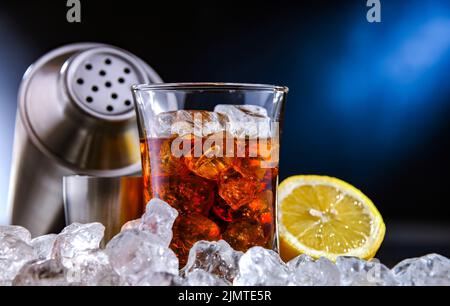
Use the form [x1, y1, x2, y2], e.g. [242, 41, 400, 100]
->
[278, 175, 385, 262]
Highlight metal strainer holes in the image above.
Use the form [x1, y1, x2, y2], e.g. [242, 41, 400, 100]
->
[70, 50, 147, 116]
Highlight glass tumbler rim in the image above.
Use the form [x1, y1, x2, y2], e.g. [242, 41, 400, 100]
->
[132, 82, 289, 93]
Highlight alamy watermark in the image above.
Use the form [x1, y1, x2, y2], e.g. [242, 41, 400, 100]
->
[66, 0, 81, 23]
[366, 0, 381, 23]
[65, 1, 380, 24]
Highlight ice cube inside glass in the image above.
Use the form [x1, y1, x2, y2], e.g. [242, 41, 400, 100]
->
[133, 83, 288, 265]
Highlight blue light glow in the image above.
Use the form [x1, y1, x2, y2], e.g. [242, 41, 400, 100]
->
[325, 1, 450, 164]
[0, 14, 32, 225]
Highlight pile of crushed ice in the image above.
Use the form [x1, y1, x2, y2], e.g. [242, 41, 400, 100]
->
[1, 199, 449, 286]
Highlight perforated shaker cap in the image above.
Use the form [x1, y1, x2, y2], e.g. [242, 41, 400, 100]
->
[64, 46, 159, 121]
[19, 43, 162, 175]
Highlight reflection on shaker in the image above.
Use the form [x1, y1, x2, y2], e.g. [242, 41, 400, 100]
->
[63, 176, 144, 243]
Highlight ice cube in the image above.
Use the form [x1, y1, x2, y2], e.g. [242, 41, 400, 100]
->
[156, 174, 215, 216]
[238, 190, 274, 225]
[52, 223, 105, 269]
[218, 166, 262, 210]
[233, 246, 289, 286]
[152, 111, 177, 138]
[234, 139, 279, 177]
[199, 112, 228, 137]
[0, 235, 37, 285]
[182, 240, 243, 283]
[134, 271, 181, 286]
[151, 136, 191, 176]
[105, 229, 179, 285]
[170, 213, 222, 267]
[184, 143, 234, 180]
[0, 225, 32, 244]
[222, 219, 267, 252]
[286, 254, 314, 270]
[392, 253, 450, 286]
[214, 105, 271, 138]
[120, 219, 141, 232]
[155, 110, 227, 138]
[66, 250, 121, 286]
[31, 234, 57, 260]
[183, 269, 230, 286]
[336, 256, 397, 286]
[141, 198, 179, 247]
[12, 259, 67, 286]
[288, 257, 340, 286]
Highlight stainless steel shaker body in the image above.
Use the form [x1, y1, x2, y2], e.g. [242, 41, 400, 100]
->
[7, 43, 162, 236]
[63, 175, 144, 243]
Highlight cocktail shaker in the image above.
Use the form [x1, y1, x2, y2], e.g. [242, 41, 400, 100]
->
[7, 43, 162, 236]
[63, 176, 144, 243]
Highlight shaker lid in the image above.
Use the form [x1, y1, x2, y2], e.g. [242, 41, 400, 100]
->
[18, 43, 162, 176]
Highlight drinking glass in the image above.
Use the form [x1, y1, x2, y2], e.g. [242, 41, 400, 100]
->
[132, 83, 288, 264]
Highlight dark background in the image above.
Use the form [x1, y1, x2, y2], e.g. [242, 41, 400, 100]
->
[0, 0, 449, 265]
